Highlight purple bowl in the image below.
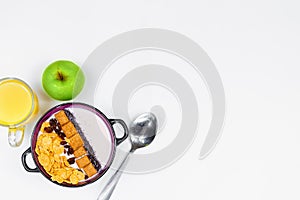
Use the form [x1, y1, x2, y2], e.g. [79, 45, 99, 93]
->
[21, 102, 128, 187]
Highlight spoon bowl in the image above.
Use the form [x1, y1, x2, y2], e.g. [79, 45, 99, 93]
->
[129, 112, 157, 151]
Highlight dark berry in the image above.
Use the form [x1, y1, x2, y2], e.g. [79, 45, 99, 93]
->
[67, 157, 75, 165]
[54, 128, 59, 133]
[84, 175, 88, 179]
[57, 132, 65, 139]
[54, 123, 62, 133]
[64, 145, 74, 155]
[49, 118, 57, 128]
[60, 141, 67, 145]
[44, 127, 53, 133]
[57, 123, 62, 131]
[68, 147, 74, 154]
[54, 126, 62, 134]
[58, 132, 65, 137]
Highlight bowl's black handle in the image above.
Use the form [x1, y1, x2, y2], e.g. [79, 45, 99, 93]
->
[109, 119, 129, 146]
[21, 147, 39, 173]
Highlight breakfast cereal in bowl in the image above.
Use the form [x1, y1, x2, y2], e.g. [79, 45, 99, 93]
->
[22, 103, 128, 187]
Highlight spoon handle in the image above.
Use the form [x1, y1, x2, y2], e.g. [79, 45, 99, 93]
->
[97, 150, 133, 200]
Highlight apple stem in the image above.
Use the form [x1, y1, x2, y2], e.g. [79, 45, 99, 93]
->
[57, 71, 64, 81]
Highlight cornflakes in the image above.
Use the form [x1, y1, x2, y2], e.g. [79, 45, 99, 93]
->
[35, 122, 85, 185]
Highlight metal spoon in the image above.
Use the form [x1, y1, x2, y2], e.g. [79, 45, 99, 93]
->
[97, 112, 157, 200]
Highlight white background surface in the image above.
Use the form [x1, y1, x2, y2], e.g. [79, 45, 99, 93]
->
[1, 0, 300, 199]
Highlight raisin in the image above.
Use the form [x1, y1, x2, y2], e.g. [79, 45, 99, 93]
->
[67, 157, 75, 165]
[44, 127, 53, 133]
[64, 145, 70, 149]
[57, 132, 65, 138]
[49, 118, 57, 128]
[60, 141, 67, 145]
[64, 149, 67, 154]
[54, 128, 59, 133]
[55, 124, 62, 132]
[54, 126, 62, 134]
[54, 123, 61, 133]
[84, 175, 88, 179]
[68, 147, 74, 154]
[57, 132, 65, 139]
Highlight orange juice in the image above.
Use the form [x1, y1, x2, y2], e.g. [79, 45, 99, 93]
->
[0, 78, 38, 125]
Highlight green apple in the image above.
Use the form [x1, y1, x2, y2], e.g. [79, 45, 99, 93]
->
[42, 60, 85, 101]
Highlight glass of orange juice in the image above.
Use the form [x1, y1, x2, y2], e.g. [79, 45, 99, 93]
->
[0, 78, 39, 147]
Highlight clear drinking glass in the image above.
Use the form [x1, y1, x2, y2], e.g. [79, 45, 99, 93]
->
[0, 77, 39, 147]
